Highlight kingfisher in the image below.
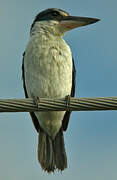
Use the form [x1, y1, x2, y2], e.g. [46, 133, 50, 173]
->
[22, 8, 99, 173]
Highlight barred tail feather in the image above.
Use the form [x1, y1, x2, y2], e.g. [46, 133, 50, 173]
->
[38, 128, 67, 173]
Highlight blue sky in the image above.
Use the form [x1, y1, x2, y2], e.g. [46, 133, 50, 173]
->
[0, 0, 117, 179]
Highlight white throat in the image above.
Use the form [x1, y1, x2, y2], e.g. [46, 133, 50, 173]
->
[31, 20, 66, 37]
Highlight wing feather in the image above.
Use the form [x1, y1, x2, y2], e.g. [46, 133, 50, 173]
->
[62, 58, 76, 131]
[22, 52, 40, 132]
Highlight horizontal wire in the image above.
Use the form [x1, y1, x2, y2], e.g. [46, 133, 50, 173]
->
[0, 97, 116, 112]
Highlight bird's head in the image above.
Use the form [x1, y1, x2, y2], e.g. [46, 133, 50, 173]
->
[31, 8, 100, 36]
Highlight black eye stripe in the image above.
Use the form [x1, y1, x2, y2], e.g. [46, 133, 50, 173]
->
[51, 11, 60, 16]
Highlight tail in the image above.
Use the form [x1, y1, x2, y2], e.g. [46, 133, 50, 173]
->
[38, 128, 67, 173]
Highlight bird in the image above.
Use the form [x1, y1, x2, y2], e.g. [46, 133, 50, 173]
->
[22, 8, 100, 173]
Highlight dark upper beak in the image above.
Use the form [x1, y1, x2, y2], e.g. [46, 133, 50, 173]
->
[60, 16, 100, 30]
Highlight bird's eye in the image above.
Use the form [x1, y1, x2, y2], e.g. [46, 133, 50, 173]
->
[51, 11, 59, 17]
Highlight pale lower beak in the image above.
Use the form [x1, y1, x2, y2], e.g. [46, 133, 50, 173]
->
[60, 16, 100, 30]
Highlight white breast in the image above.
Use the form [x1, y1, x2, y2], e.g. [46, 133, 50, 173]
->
[24, 32, 72, 138]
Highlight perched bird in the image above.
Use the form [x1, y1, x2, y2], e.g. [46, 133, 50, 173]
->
[22, 8, 99, 173]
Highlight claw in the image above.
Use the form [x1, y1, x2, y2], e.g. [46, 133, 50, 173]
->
[65, 95, 71, 111]
[34, 96, 40, 109]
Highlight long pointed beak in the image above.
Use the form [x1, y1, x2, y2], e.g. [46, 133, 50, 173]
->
[60, 16, 100, 30]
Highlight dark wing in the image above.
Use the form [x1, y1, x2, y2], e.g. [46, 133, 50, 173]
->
[22, 52, 40, 132]
[62, 58, 76, 131]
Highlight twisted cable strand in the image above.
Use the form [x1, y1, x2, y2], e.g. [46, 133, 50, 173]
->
[0, 97, 117, 112]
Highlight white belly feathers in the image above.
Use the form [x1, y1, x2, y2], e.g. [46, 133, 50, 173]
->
[24, 34, 72, 138]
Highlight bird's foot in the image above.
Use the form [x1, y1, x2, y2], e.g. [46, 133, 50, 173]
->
[34, 96, 40, 109]
[65, 95, 71, 111]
